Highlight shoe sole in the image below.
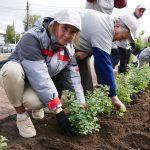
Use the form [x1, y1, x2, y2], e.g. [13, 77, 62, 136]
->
[19, 130, 36, 138]
[32, 113, 45, 120]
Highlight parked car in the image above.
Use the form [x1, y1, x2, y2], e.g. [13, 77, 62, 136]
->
[9, 44, 16, 52]
[1, 44, 16, 53]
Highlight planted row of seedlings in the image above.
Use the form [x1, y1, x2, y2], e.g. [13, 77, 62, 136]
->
[0, 136, 7, 150]
[65, 66, 150, 135]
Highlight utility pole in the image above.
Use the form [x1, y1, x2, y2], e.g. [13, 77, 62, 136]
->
[26, 0, 29, 31]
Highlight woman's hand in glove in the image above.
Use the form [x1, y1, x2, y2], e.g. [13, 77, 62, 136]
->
[56, 110, 76, 137]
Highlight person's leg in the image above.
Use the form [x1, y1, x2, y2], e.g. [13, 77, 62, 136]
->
[0, 61, 25, 110]
[118, 47, 127, 74]
[111, 48, 120, 69]
[75, 51, 94, 93]
[77, 57, 93, 93]
[23, 85, 45, 119]
[0, 61, 36, 138]
[126, 49, 131, 70]
[23, 85, 44, 110]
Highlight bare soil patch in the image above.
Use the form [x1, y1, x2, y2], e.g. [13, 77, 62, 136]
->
[0, 87, 150, 150]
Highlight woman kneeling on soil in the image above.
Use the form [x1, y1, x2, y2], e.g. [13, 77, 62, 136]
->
[0, 9, 85, 138]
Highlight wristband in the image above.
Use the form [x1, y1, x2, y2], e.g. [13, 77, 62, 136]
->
[48, 97, 62, 110]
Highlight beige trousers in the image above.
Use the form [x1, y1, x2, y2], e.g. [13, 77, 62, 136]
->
[0, 61, 44, 110]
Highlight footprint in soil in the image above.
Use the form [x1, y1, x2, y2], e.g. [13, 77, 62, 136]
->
[37, 137, 85, 150]
[7, 142, 32, 150]
[123, 132, 150, 150]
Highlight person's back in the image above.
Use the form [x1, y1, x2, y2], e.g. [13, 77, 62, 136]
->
[79, 9, 114, 55]
[85, 0, 114, 14]
[85, 0, 127, 71]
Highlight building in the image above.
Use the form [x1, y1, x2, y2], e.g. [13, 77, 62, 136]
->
[0, 29, 6, 45]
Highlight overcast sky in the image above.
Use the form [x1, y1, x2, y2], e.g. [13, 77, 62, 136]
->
[0, 0, 149, 36]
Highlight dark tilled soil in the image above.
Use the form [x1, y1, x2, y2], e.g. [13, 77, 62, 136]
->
[0, 87, 150, 150]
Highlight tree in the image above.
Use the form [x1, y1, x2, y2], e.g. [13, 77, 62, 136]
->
[15, 33, 20, 43]
[23, 14, 41, 31]
[6, 25, 20, 44]
[6, 25, 15, 43]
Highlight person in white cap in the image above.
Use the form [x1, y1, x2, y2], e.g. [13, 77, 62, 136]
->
[115, 4, 146, 74]
[0, 9, 85, 138]
[75, 9, 138, 112]
[133, 4, 146, 19]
